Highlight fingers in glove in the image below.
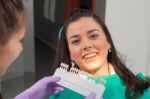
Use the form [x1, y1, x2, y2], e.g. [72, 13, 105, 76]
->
[42, 76, 61, 84]
[85, 92, 96, 99]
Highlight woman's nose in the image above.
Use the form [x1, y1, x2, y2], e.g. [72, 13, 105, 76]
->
[82, 38, 93, 51]
[82, 45, 92, 51]
[83, 46, 92, 50]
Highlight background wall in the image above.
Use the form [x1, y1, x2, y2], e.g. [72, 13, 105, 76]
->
[23, 0, 35, 74]
[105, 0, 150, 75]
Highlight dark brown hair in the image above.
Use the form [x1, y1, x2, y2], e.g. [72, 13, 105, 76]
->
[0, 0, 25, 45]
[54, 9, 150, 98]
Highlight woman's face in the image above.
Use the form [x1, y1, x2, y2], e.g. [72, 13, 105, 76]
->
[0, 25, 25, 76]
[66, 17, 110, 75]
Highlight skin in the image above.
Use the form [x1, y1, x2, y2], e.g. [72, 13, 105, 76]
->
[0, 24, 25, 76]
[66, 17, 111, 76]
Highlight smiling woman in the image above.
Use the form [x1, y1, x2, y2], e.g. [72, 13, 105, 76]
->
[49, 9, 150, 99]
[66, 17, 111, 76]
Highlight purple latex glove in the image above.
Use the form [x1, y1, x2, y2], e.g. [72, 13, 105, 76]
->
[15, 76, 64, 99]
[85, 92, 103, 99]
[85, 92, 96, 99]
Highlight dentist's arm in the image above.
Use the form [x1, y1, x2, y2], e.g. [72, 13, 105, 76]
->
[15, 76, 64, 99]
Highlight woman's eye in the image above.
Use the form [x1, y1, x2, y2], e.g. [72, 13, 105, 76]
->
[90, 34, 99, 39]
[71, 39, 80, 45]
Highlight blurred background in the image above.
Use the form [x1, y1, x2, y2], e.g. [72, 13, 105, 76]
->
[0, 0, 150, 98]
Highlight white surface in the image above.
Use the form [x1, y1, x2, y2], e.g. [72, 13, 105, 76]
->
[105, 0, 150, 75]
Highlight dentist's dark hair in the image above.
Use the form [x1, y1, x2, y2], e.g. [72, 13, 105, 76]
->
[54, 9, 150, 98]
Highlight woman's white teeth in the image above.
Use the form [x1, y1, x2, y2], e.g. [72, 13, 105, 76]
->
[83, 53, 97, 59]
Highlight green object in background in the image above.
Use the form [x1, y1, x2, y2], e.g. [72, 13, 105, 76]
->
[58, 27, 63, 40]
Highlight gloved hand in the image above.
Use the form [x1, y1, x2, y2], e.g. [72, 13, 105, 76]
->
[85, 92, 103, 99]
[85, 92, 96, 99]
[15, 76, 64, 99]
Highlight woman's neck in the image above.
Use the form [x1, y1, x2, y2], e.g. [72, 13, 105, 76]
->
[91, 63, 115, 77]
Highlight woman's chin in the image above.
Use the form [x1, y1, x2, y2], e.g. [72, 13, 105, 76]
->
[83, 66, 100, 75]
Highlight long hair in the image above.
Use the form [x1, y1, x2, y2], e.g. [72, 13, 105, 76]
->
[54, 9, 150, 98]
[0, 0, 25, 45]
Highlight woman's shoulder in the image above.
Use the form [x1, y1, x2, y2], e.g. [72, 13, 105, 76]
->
[136, 72, 148, 80]
[136, 72, 150, 99]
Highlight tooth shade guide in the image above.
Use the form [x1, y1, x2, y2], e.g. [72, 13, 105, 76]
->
[53, 62, 105, 99]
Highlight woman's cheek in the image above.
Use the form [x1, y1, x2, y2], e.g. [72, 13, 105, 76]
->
[70, 46, 81, 60]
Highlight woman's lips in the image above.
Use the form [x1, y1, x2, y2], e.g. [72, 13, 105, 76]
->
[82, 52, 98, 59]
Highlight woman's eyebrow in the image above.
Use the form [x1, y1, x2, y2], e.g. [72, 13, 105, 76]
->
[87, 29, 100, 34]
[69, 35, 79, 41]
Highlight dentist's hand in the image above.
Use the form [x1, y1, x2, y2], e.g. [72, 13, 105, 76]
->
[85, 92, 96, 99]
[85, 92, 103, 99]
[15, 76, 64, 99]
